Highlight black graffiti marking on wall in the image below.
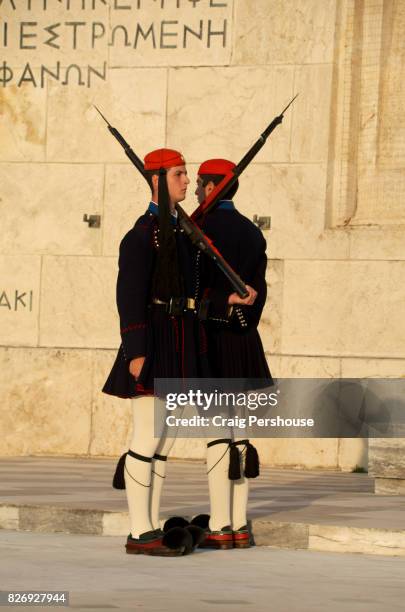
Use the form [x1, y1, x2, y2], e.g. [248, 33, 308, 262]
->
[0, 0, 228, 10]
[0, 61, 107, 87]
[0, 290, 33, 311]
[0, 20, 227, 50]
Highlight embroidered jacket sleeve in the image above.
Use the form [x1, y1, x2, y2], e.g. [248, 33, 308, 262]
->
[116, 224, 153, 361]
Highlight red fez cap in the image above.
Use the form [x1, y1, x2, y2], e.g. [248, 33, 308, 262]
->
[144, 148, 185, 171]
[198, 158, 236, 176]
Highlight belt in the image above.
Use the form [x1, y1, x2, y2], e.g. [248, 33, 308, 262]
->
[152, 297, 196, 315]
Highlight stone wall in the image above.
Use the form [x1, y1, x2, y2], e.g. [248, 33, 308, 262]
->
[1, 0, 404, 469]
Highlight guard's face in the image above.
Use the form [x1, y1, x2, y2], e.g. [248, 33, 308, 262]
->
[195, 175, 205, 204]
[195, 175, 215, 204]
[166, 165, 189, 204]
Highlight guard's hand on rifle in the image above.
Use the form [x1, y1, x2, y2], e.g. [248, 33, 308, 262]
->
[129, 356, 145, 380]
[228, 285, 257, 306]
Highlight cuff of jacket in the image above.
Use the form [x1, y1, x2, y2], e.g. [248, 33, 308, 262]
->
[231, 306, 249, 329]
[120, 323, 147, 361]
[205, 288, 232, 320]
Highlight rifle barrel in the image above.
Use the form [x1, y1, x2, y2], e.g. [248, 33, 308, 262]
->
[192, 93, 298, 221]
[93, 105, 110, 126]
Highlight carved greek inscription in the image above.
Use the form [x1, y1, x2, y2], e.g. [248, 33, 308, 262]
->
[0, 61, 107, 87]
[0, 0, 230, 86]
[0, 290, 33, 311]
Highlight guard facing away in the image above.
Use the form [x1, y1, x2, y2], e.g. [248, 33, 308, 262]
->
[102, 148, 207, 556]
[195, 158, 273, 550]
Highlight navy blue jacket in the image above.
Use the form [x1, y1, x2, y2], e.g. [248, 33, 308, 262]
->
[200, 201, 272, 382]
[103, 204, 207, 398]
[201, 202, 268, 331]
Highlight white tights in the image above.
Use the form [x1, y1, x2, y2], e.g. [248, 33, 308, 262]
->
[125, 396, 177, 538]
[206, 437, 249, 532]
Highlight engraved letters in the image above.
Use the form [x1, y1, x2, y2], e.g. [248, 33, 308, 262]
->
[0, 0, 230, 87]
[0, 290, 33, 311]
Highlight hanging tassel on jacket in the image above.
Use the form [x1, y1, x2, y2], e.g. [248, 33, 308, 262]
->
[112, 452, 127, 489]
[228, 443, 242, 480]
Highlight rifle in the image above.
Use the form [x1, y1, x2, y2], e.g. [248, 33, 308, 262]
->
[94, 106, 248, 298]
[191, 94, 299, 223]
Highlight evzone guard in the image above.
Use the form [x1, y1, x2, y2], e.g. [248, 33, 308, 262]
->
[103, 148, 210, 556]
[193, 158, 273, 550]
[160, 98, 297, 549]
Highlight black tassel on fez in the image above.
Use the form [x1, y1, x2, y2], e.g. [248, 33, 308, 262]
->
[244, 442, 260, 478]
[112, 452, 127, 489]
[228, 443, 242, 480]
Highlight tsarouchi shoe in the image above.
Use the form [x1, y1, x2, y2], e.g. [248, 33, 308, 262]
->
[199, 526, 234, 550]
[232, 526, 251, 549]
[125, 527, 191, 556]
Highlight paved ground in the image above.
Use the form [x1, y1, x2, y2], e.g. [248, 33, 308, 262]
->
[1, 456, 405, 530]
[1, 529, 405, 612]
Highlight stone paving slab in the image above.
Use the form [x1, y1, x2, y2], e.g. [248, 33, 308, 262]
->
[2, 530, 405, 612]
[1, 457, 405, 556]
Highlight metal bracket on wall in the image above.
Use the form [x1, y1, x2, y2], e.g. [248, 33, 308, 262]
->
[83, 214, 101, 228]
[253, 215, 271, 230]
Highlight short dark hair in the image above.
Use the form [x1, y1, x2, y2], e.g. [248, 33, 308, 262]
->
[201, 174, 239, 200]
[145, 169, 159, 192]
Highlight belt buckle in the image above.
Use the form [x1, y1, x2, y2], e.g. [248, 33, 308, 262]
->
[169, 297, 185, 316]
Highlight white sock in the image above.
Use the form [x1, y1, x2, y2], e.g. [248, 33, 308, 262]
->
[150, 435, 176, 530]
[206, 440, 231, 531]
[126, 396, 163, 539]
[125, 452, 153, 539]
[231, 440, 249, 530]
[231, 477, 249, 531]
